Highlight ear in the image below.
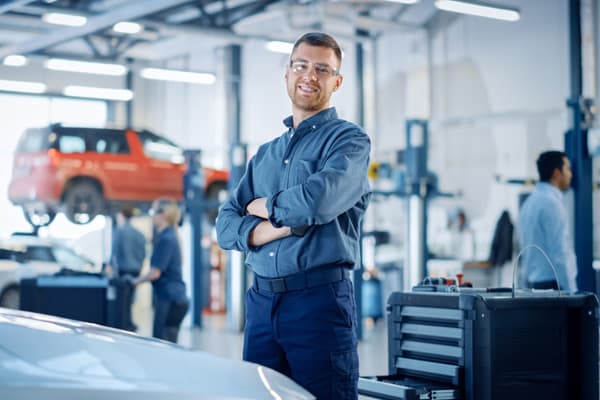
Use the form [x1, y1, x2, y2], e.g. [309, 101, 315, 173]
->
[550, 167, 562, 182]
[332, 74, 343, 92]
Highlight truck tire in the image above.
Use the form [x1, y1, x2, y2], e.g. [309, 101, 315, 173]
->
[63, 181, 104, 224]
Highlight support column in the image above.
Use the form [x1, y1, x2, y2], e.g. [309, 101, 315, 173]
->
[404, 120, 429, 290]
[183, 149, 205, 327]
[565, 0, 595, 292]
[354, 31, 368, 340]
[222, 44, 247, 332]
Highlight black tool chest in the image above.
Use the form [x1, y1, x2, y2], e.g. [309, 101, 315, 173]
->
[20, 275, 132, 330]
[358, 290, 599, 400]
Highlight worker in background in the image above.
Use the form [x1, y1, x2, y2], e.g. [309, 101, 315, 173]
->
[448, 209, 475, 261]
[133, 198, 189, 343]
[216, 32, 371, 399]
[106, 206, 146, 331]
[518, 150, 577, 291]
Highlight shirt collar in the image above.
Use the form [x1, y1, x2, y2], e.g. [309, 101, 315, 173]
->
[537, 181, 563, 199]
[283, 107, 338, 132]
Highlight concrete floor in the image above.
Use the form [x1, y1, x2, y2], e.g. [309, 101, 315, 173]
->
[133, 296, 389, 378]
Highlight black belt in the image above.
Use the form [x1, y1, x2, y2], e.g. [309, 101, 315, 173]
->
[254, 267, 349, 293]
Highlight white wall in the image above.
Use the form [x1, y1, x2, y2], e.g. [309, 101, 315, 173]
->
[130, 49, 223, 168]
[374, 0, 574, 259]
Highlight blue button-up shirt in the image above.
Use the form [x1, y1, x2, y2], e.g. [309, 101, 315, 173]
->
[518, 182, 577, 290]
[110, 222, 146, 275]
[151, 226, 187, 302]
[216, 107, 371, 278]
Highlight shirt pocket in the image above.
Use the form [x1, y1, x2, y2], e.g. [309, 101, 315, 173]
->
[294, 158, 320, 184]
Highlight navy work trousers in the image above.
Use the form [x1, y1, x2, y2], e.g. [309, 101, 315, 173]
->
[153, 296, 189, 343]
[243, 278, 359, 399]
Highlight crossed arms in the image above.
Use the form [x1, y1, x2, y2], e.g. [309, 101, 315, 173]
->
[245, 197, 291, 247]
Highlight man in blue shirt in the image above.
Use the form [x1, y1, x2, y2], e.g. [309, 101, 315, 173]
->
[106, 207, 146, 331]
[217, 32, 371, 399]
[518, 151, 577, 291]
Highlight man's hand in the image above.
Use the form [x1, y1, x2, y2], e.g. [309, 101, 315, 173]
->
[249, 221, 291, 247]
[246, 197, 268, 219]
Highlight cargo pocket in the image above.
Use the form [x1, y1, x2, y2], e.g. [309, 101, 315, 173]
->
[328, 280, 356, 328]
[330, 349, 359, 399]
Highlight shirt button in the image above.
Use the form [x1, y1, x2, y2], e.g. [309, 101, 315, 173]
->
[269, 252, 275, 257]
[312, 125, 316, 129]
[284, 159, 289, 164]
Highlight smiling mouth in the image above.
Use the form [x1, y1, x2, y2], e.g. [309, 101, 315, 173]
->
[298, 84, 318, 94]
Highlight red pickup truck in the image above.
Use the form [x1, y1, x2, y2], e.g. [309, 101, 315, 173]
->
[8, 124, 228, 227]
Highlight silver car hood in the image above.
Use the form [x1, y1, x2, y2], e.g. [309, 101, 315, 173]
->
[0, 308, 314, 400]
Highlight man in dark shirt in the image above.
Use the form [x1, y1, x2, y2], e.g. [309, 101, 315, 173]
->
[217, 32, 371, 399]
[107, 206, 146, 331]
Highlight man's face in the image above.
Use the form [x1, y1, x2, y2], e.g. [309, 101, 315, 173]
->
[285, 43, 343, 115]
[557, 156, 572, 190]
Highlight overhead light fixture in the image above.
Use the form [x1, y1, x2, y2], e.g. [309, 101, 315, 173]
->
[63, 85, 133, 101]
[113, 21, 143, 34]
[0, 79, 46, 94]
[45, 58, 127, 76]
[435, 0, 520, 21]
[386, 0, 420, 4]
[42, 12, 87, 27]
[140, 68, 216, 85]
[265, 41, 294, 54]
[3, 55, 28, 67]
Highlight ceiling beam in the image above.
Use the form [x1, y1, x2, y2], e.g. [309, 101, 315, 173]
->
[0, 0, 37, 15]
[0, 0, 195, 59]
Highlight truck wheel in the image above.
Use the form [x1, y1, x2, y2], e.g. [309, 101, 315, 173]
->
[63, 181, 104, 224]
[22, 206, 56, 228]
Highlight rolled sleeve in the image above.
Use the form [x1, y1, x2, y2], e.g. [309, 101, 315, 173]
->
[216, 158, 264, 252]
[266, 190, 283, 228]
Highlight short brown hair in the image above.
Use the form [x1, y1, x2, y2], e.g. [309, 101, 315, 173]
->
[292, 32, 342, 67]
[120, 206, 135, 220]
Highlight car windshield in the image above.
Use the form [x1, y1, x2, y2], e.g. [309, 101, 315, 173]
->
[138, 131, 185, 164]
[16, 128, 50, 153]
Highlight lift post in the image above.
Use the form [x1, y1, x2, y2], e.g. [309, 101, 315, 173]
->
[183, 149, 204, 327]
[565, 0, 595, 292]
[404, 119, 430, 290]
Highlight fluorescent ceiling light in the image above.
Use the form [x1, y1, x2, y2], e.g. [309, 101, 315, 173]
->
[42, 12, 87, 27]
[0, 79, 46, 94]
[386, 0, 419, 4]
[435, 0, 520, 21]
[113, 21, 143, 34]
[45, 58, 127, 76]
[265, 41, 294, 54]
[140, 68, 216, 84]
[64, 85, 133, 101]
[3, 55, 27, 67]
